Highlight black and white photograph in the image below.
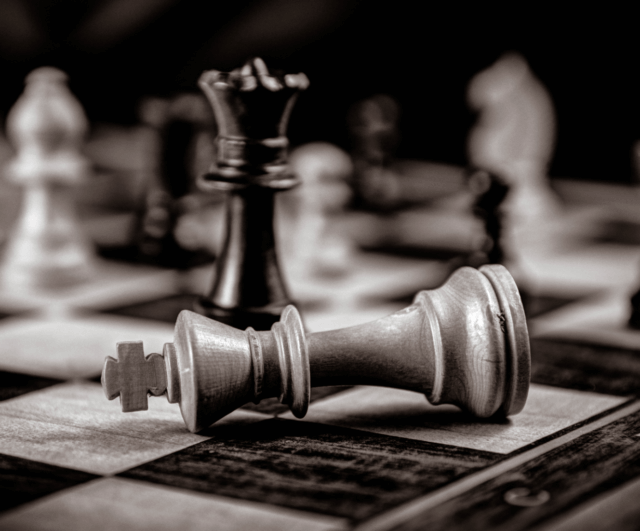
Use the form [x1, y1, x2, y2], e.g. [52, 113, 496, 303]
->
[0, 2, 639, 530]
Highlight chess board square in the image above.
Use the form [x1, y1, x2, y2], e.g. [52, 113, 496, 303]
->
[101, 293, 200, 323]
[0, 308, 23, 321]
[531, 337, 640, 396]
[392, 405, 640, 531]
[0, 313, 174, 379]
[0, 258, 178, 313]
[120, 418, 499, 521]
[530, 289, 640, 350]
[0, 381, 268, 475]
[0, 370, 63, 402]
[0, 477, 348, 531]
[285, 252, 449, 315]
[592, 218, 640, 245]
[523, 293, 588, 319]
[522, 243, 640, 293]
[539, 474, 640, 531]
[0, 453, 97, 513]
[281, 384, 627, 454]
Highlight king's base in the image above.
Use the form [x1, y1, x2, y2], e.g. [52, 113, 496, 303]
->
[194, 298, 284, 331]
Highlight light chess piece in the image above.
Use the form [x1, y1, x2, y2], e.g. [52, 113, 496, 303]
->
[2, 67, 94, 289]
[103, 264, 530, 433]
[194, 58, 309, 330]
[283, 142, 355, 280]
[467, 53, 560, 243]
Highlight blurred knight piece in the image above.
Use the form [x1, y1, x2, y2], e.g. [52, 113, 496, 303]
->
[467, 53, 560, 242]
[2, 67, 95, 289]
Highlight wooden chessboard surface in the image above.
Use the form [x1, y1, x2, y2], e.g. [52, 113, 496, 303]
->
[1, 179, 640, 531]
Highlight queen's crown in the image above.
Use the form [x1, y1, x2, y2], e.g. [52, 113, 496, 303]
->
[198, 58, 309, 188]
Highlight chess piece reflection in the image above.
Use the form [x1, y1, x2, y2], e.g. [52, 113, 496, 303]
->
[103, 264, 530, 433]
[2, 67, 94, 289]
[283, 142, 355, 280]
[195, 58, 309, 330]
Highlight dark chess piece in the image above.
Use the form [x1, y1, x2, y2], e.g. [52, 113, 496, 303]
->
[194, 58, 309, 330]
[102, 264, 530, 433]
[347, 94, 402, 211]
[136, 94, 216, 269]
[467, 168, 539, 315]
[467, 168, 510, 266]
[629, 289, 640, 329]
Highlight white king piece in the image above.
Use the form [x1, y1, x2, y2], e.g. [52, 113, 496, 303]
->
[102, 264, 531, 433]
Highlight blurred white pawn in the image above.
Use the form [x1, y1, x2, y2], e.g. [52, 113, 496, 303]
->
[2, 67, 94, 289]
[467, 52, 560, 245]
[281, 142, 355, 281]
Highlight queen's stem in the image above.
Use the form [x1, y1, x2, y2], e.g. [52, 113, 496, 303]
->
[196, 187, 292, 330]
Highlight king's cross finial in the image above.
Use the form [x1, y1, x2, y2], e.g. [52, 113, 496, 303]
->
[102, 342, 167, 412]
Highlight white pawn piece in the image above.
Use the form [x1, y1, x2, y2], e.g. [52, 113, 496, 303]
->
[282, 142, 355, 280]
[467, 53, 560, 244]
[2, 67, 94, 289]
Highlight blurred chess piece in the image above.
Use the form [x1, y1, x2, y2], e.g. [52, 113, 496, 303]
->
[134, 93, 216, 269]
[465, 166, 538, 310]
[632, 140, 640, 185]
[626, 141, 640, 329]
[283, 142, 355, 280]
[467, 168, 510, 267]
[2, 67, 94, 289]
[629, 288, 640, 329]
[467, 53, 560, 243]
[348, 94, 402, 211]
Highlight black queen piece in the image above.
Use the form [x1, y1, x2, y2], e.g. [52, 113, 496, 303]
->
[196, 58, 309, 330]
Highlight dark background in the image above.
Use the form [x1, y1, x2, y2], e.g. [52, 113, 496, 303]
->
[0, 0, 638, 182]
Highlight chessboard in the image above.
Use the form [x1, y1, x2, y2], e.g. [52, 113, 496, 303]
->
[1, 175, 640, 531]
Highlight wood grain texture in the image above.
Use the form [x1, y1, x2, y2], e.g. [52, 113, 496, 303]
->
[386, 292, 583, 320]
[0, 477, 348, 531]
[120, 418, 500, 522]
[538, 474, 640, 531]
[389, 406, 640, 531]
[103, 341, 167, 412]
[0, 381, 248, 475]
[287, 385, 626, 454]
[0, 453, 97, 512]
[531, 337, 640, 395]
